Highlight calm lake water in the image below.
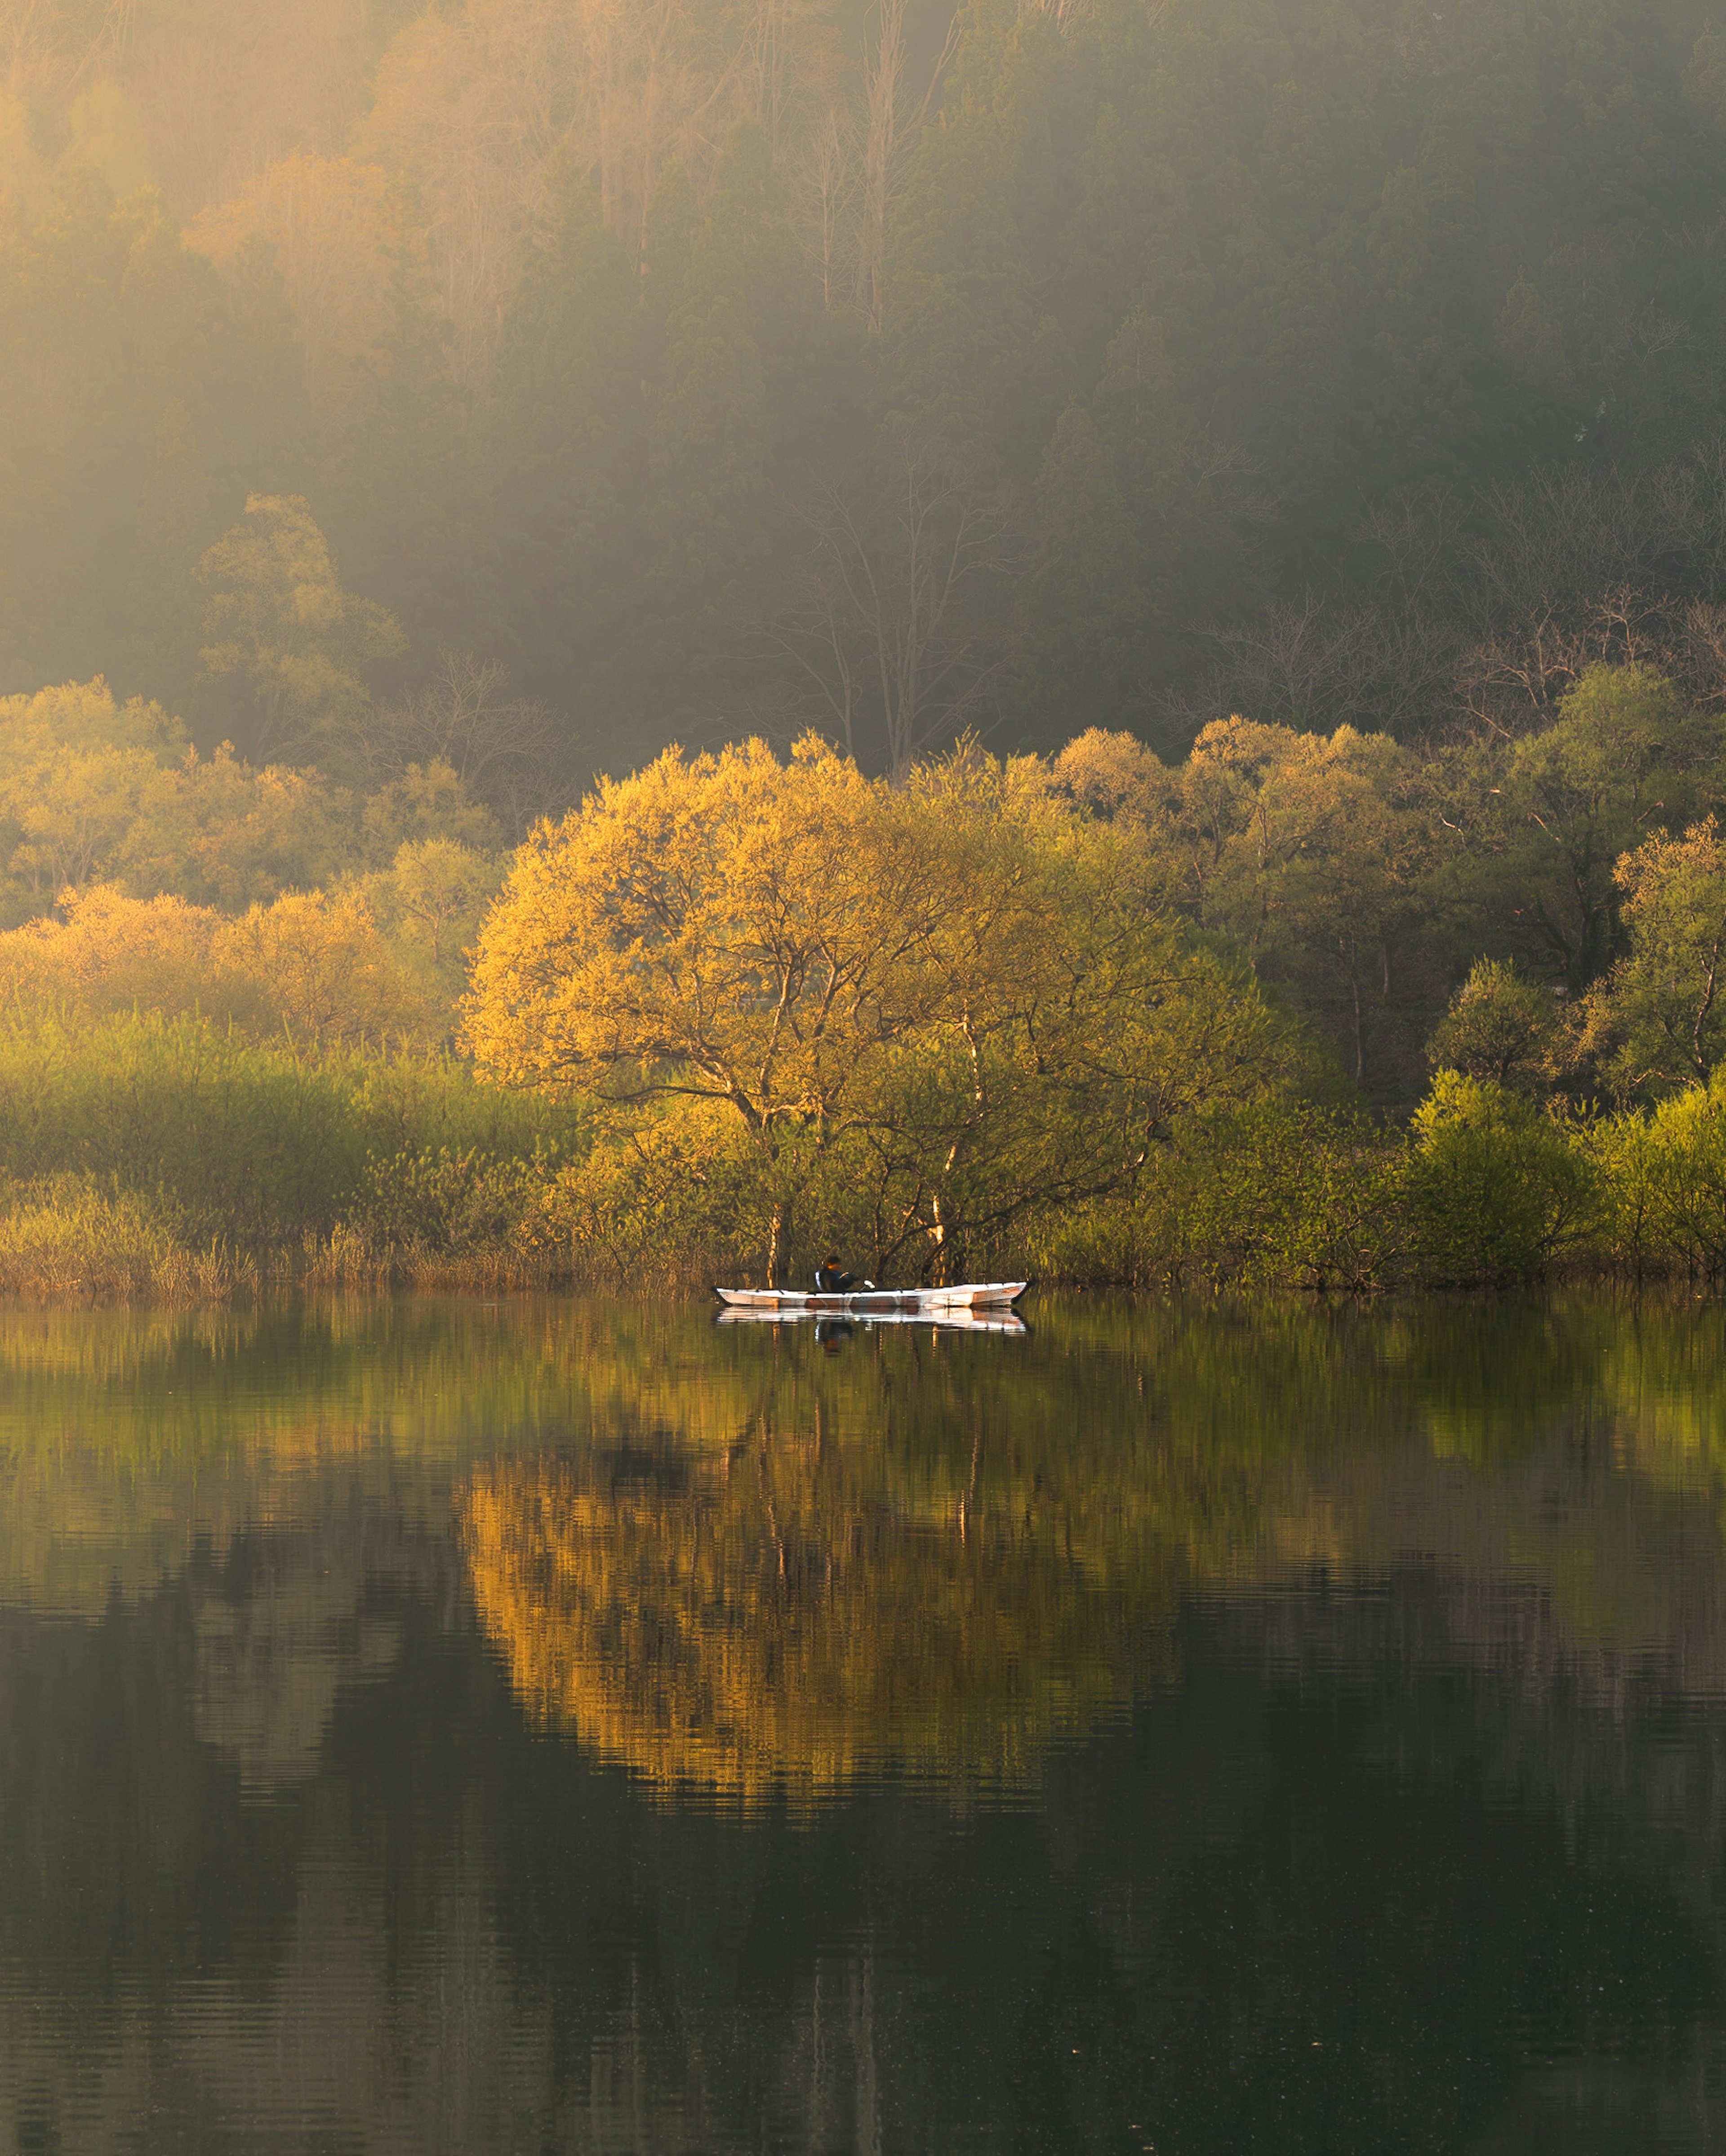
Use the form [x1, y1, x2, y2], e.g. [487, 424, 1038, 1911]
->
[4, 1294, 1726, 2153]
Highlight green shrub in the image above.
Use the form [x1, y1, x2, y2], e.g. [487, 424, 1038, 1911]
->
[352, 1145, 547, 1256]
[1583, 1108, 1670, 1275]
[0, 1175, 257, 1299]
[1407, 1071, 1598, 1284]
[0, 1010, 368, 1243]
[1028, 1101, 1407, 1291]
[1634, 1075, 1726, 1276]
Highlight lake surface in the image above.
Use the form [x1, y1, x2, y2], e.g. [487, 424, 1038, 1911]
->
[3, 1295, 1726, 2153]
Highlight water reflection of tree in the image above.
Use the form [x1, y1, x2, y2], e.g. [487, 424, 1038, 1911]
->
[464, 1417, 1182, 1805]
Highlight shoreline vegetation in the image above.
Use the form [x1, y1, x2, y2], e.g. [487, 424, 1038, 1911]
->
[15, 679, 1726, 1301]
[9, 1033, 1726, 1303]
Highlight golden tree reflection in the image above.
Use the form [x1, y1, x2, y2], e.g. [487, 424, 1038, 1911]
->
[464, 1413, 1179, 1806]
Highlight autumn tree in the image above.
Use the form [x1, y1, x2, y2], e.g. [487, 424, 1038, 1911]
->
[465, 733, 1290, 1283]
[850, 746, 1290, 1282]
[0, 882, 432, 1044]
[465, 736, 957, 1281]
[0, 681, 187, 920]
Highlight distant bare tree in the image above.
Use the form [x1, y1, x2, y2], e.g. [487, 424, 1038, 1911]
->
[1159, 593, 1463, 748]
[0, 0, 133, 91]
[1020, 0, 1099, 27]
[770, 437, 1021, 782]
[354, 653, 573, 834]
[1449, 588, 1687, 740]
[796, 98, 860, 311]
[738, 0, 837, 159]
[853, 0, 957, 328]
[1163, 445, 1726, 752]
[1451, 459, 1726, 631]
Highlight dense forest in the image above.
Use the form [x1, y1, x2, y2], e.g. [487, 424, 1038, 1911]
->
[13, 0, 1726, 775]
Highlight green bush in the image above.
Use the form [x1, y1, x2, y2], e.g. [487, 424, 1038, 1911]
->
[1027, 1101, 1407, 1291]
[0, 1011, 369, 1244]
[39, 1010, 1726, 1302]
[1632, 1076, 1726, 1277]
[1178, 1102, 1408, 1291]
[1406, 1071, 1598, 1285]
[351, 1145, 547, 1257]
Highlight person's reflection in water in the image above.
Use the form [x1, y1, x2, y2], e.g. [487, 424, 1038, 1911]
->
[814, 1317, 855, 1353]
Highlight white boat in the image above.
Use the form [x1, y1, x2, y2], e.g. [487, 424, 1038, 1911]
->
[713, 1281, 1026, 1316]
[717, 1304, 1027, 1335]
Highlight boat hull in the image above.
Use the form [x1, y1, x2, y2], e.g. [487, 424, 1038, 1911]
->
[713, 1282, 1025, 1316]
[717, 1304, 1027, 1335]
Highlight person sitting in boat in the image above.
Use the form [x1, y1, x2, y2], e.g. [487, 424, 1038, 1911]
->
[814, 1253, 855, 1293]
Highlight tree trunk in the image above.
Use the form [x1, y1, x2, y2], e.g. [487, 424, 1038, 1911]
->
[929, 1196, 952, 1287]
[767, 1198, 792, 1287]
[858, 0, 904, 333]
[1343, 937, 1365, 1082]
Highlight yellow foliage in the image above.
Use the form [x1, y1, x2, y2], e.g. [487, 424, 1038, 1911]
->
[214, 888, 431, 1043]
[0, 679, 185, 762]
[467, 734, 1291, 1282]
[362, 760, 499, 858]
[0, 883, 431, 1044]
[465, 736, 921, 1109]
[0, 680, 342, 921]
[1176, 715, 1430, 942]
[1053, 726, 1174, 832]
[362, 838, 504, 1003]
[0, 680, 185, 918]
[0, 886, 219, 1014]
[119, 748, 339, 911]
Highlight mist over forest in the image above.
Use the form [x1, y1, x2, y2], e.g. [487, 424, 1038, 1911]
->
[11, 0, 1726, 784]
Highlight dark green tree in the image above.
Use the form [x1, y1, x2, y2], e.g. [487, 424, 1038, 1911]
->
[491, 158, 645, 722]
[330, 218, 482, 662]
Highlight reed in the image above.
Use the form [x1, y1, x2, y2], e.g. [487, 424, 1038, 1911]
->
[0, 1009, 585, 1301]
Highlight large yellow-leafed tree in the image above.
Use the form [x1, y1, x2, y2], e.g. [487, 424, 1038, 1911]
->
[466, 735, 1294, 1284]
[465, 736, 955, 1280]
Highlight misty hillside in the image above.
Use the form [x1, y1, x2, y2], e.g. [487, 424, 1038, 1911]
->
[6, 0, 1726, 785]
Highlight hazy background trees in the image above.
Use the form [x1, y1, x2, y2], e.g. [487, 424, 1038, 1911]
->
[14, 0, 1726, 780]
